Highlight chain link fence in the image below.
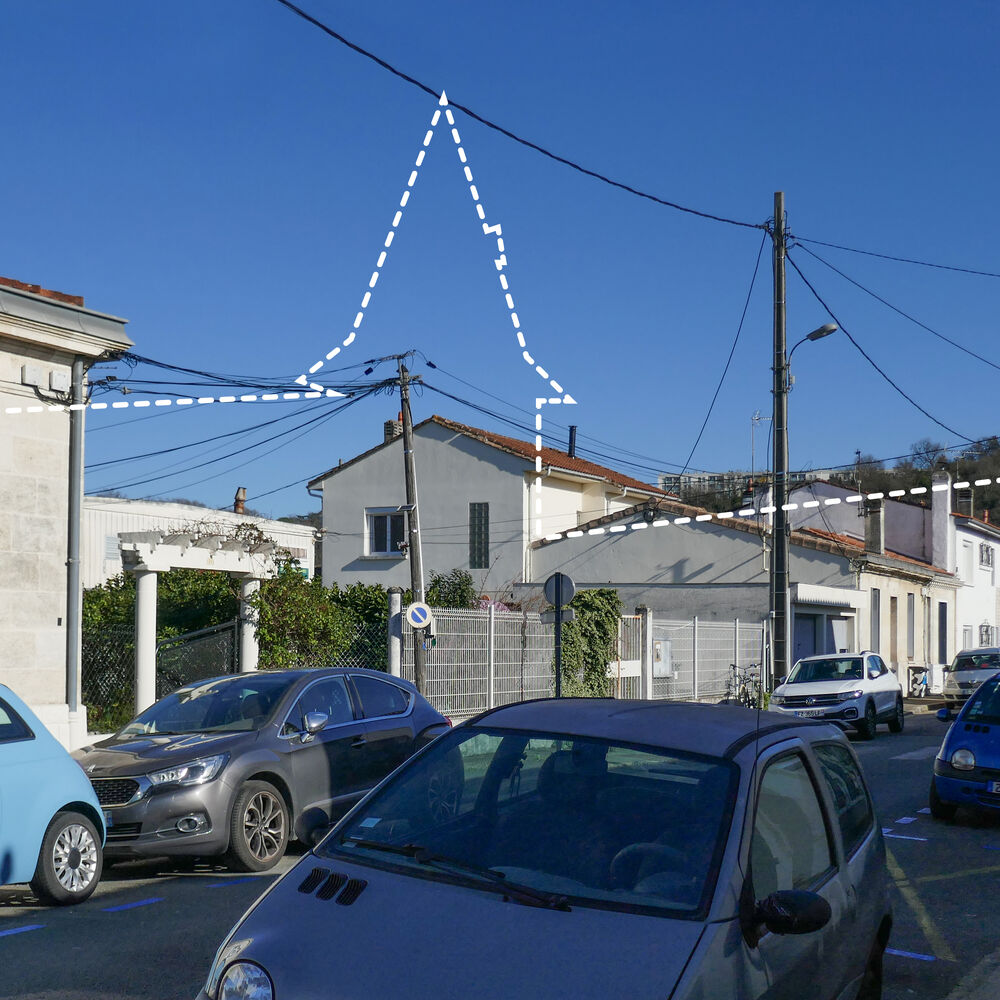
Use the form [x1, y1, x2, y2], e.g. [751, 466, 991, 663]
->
[155, 621, 238, 699]
[81, 624, 136, 734]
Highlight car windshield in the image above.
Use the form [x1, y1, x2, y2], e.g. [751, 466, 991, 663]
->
[963, 675, 1000, 724]
[947, 652, 1000, 673]
[117, 674, 299, 736]
[324, 726, 737, 918]
[786, 657, 864, 684]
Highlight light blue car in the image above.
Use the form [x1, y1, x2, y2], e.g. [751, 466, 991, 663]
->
[1, 683, 105, 905]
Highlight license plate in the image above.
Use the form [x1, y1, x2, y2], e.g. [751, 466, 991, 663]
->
[989, 781, 1000, 795]
[104, 810, 114, 828]
[794, 709, 825, 717]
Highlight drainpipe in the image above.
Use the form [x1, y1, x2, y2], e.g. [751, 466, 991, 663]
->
[66, 356, 85, 715]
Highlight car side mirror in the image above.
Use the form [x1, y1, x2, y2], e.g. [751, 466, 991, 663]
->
[302, 711, 329, 740]
[776, 676, 786, 687]
[755, 890, 831, 935]
[936, 708, 952, 722]
[868, 669, 880, 680]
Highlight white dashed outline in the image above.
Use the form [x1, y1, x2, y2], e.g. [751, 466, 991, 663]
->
[539, 479, 1000, 544]
[1, 390, 330, 417]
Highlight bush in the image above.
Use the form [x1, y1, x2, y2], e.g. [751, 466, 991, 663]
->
[556, 589, 623, 697]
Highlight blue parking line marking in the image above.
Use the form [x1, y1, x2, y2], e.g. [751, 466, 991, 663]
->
[102, 897, 164, 912]
[984, 844, 1000, 851]
[0, 924, 45, 938]
[884, 833, 928, 842]
[206, 877, 262, 888]
[887, 948, 936, 962]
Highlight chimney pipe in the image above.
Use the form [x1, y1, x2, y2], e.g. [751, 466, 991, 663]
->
[568, 425, 577, 458]
[234, 487, 247, 514]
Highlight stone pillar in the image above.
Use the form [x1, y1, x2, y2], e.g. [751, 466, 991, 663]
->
[388, 587, 403, 677]
[134, 569, 158, 715]
[239, 578, 261, 673]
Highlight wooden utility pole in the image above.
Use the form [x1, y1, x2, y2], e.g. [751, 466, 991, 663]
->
[398, 360, 426, 693]
[771, 191, 790, 685]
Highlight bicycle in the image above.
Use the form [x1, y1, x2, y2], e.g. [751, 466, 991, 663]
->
[722, 662, 762, 708]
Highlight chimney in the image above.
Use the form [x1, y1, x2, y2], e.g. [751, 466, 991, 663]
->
[932, 470, 954, 571]
[984, 510, 990, 524]
[384, 419, 403, 444]
[234, 486, 247, 514]
[568, 425, 577, 458]
[864, 497, 885, 555]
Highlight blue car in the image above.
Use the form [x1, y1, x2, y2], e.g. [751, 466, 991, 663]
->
[930, 670, 1000, 821]
[0, 683, 106, 904]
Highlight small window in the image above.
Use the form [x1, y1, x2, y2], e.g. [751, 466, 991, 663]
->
[0, 698, 33, 744]
[367, 510, 406, 556]
[979, 624, 995, 647]
[813, 744, 873, 857]
[104, 534, 119, 561]
[469, 502, 489, 570]
[353, 675, 410, 718]
[751, 754, 834, 900]
[282, 677, 354, 735]
[980, 543, 994, 568]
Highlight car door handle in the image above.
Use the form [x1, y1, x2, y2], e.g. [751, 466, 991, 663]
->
[351, 736, 367, 749]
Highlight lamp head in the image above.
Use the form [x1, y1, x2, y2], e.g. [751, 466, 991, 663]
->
[806, 323, 838, 341]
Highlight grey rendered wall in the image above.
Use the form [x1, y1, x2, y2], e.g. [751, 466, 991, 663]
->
[320, 422, 529, 596]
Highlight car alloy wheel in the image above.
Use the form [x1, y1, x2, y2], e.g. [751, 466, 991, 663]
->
[30, 811, 103, 906]
[858, 701, 878, 740]
[227, 781, 289, 872]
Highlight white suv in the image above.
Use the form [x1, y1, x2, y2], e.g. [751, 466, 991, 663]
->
[768, 651, 904, 739]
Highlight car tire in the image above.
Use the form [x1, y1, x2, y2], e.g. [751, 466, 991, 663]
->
[226, 781, 289, 873]
[887, 696, 904, 734]
[856, 700, 878, 741]
[30, 810, 103, 906]
[928, 779, 958, 822]
[856, 933, 885, 1000]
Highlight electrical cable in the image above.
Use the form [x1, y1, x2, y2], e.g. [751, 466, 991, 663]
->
[785, 251, 977, 443]
[675, 231, 767, 479]
[794, 236, 1000, 280]
[793, 243, 1000, 372]
[271, 0, 763, 232]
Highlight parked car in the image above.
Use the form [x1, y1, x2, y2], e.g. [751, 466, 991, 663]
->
[930, 670, 1000, 821]
[941, 647, 1000, 705]
[768, 651, 904, 739]
[73, 668, 450, 872]
[0, 683, 106, 905]
[197, 699, 892, 1000]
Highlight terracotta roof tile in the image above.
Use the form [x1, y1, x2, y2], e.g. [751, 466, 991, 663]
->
[798, 527, 951, 574]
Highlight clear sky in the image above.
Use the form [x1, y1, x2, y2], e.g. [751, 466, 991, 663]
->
[2, 0, 997, 517]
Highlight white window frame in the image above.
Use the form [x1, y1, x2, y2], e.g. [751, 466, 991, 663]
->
[364, 507, 407, 559]
[980, 542, 994, 568]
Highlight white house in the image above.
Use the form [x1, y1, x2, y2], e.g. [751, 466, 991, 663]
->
[788, 472, 996, 663]
[82, 495, 317, 588]
[0, 276, 131, 748]
[308, 415, 670, 596]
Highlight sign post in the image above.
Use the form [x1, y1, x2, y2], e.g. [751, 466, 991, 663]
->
[543, 573, 576, 698]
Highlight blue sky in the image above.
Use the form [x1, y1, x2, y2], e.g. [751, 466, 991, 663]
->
[3, 0, 997, 516]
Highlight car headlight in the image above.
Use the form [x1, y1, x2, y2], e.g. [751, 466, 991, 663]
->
[148, 753, 228, 788]
[950, 748, 976, 771]
[770, 696, 785, 706]
[218, 962, 273, 1000]
[838, 689, 865, 702]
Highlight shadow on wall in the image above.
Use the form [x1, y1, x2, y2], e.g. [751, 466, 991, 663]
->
[2, 849, 11, 884]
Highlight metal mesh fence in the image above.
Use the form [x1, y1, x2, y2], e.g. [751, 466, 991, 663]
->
[82, 624, 136, 734]
[401, 608, 554, 718]
[155, 622, 238, 699]
[649, 618, 766, 703]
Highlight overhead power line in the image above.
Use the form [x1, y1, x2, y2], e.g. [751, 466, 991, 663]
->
[794, 236, 1000, 280]
[793, 243, 1000, 372]
[271, 0, 762, 232]
[785, 251, 976, 443]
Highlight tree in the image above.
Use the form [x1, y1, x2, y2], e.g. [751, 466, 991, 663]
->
[911, 438, 947, 470]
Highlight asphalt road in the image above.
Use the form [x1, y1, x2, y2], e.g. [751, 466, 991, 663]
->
[1, 711, 997, 999]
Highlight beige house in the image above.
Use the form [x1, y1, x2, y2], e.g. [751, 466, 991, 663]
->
[0, 277, 131, 747]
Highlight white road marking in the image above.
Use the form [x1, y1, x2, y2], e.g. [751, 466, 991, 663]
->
[891, 746, 940, 761]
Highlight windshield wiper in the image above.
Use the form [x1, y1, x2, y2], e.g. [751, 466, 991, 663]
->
[341, 838, 570, 910]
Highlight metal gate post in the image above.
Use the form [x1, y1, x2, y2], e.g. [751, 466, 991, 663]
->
[692, 616, 699, 701]
[734, 618, 740, 669]
[487, 603, 496, 709]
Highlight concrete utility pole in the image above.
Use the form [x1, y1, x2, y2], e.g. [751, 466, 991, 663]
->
[771, 190, 790, 685]
[397, 360, 426, 694]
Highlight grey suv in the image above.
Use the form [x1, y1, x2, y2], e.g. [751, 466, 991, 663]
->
[73, 668, 450, 871]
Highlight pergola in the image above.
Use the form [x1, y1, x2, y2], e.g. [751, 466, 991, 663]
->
[119, 531, 280, 713]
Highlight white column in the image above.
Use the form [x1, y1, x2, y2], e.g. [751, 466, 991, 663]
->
[239, 578, 260, 673]
[387, 587, 403, 677]
[134, 569, 158, 715]
[639, 606, 654, 699]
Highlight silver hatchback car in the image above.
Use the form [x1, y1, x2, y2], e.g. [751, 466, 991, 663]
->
[942, 647, 1000, 704]
[198, 700, 891, 1000]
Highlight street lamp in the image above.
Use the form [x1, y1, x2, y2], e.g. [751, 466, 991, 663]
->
[771, 310, 838, 686]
